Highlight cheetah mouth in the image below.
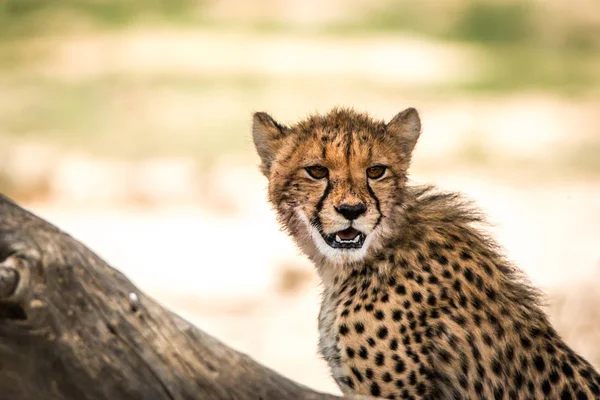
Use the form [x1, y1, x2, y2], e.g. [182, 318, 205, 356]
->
[322, 227, 366, 249]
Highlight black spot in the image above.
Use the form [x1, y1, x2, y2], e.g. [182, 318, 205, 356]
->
[474, 381, 483, 394]
[442, 270, 452, 279]
[491, 358, 503, 376]
[349, 287, 357, 296]
[392, 309, 403, 321]
[367, 337, 376, 347]
[481, 262, 494, 276]
[486, 287, 497, 301]
[521, 336, 532, 348]
[568, 353, 579, 365]
[341, 376, 355, 390]
[430, 309, 440, 319]
[530, 326, 542, 337]
[473, 314, 482, 326]
[478, 364, 489, 381]
[561, 386, 573, 400]
[418, 311, 428, 327]
[351, 367, 363, 382]
[463, 268, 474, 282]
[396, 285, 406, 295]
[416, 382, 427, 395]
[460, 250, 472, 260]
[474, 274, 484, 290]
[339, 324, 349, 335]
[545, 342, 556, 354]
[505, 345, 515, 362]
[377, 326, 389, 339]
[365, 368, 374, 380]
[374, 310, 385, 320]
[562, 361, 574, 377]
[354, 304, 362, 312]
[459, 295, 468, 307]
[396, 380, 405, 388]
[390, 338, 399, 351]
[542, 380, 552, 395]
[576, 390, 588, 400]
[452, 314, 467, 326]
[534, 355, 546, 372]
[471, 344, 481, 361]
[409, 371, 417, 385]
[514, 372, 524, 389]
[408, 353, 420, 364]
[354, 322, 365, 334]
[580, 368, 593, 380]
[382, 372, 393, 382]
[403, 300, 411, 309]
[482, 333, 493, 346]
[459, 375, 468, 389]
[452, 279, 462, 291]
[346, 347, 355, 358]
[406, 311, 415, 320]
[428, 276, 439, 284]
[452, 262, 462, 272]
[549, 369, 560, 383]
[494, 386, 505, 400]
[365, 303, 374, 312]
[375, 352, 385, 366]
[395, 359, 406, 373]
[527, 380, 535, 394]
[359, 346, 368, 359]
[471, 296, 482, 309]
[412, 292, 423, 303]
[413, 332, 422, 343]
[381, 293, 390, 303]
[437, 255, 449, 266]
[340, 309, 349, 317]
[439, 349, 452, 364]
[495, 324, 505, 339]
[520, 355, 529, 370]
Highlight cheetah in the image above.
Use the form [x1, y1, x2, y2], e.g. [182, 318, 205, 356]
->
[251, 107, 600, 399]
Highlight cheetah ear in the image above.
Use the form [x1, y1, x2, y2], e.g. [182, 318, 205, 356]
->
[252, 112, 286, 176]
[386, 107, 422, 157]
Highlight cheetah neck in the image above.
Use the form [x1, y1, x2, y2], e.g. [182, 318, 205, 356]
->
[317, 184, 544, 320]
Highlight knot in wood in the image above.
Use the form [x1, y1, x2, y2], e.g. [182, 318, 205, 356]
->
[0, 266, 19, 298]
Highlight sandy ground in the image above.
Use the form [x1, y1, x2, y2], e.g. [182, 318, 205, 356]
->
[25, 169, 600, 395]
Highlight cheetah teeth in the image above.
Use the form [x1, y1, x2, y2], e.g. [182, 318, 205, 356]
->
[335, 235, 361, 243]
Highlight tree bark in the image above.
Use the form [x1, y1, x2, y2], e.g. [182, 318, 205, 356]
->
[0, 195, 365, 400]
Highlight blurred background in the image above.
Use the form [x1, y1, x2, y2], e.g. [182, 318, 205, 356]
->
[0, 0, 599, 394]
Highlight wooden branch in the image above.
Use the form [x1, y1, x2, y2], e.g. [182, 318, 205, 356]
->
[0, 195, 366, 400]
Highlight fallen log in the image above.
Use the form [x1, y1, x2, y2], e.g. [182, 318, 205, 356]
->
[0, 194, 365, 400]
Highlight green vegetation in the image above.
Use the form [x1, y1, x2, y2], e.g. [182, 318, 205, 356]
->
[0, 0, 598, 190]
[0, 0, 203, 38]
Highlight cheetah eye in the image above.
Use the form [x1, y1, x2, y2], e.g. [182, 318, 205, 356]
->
[305, 165, 329, 180]
[367, 165, 387, 180]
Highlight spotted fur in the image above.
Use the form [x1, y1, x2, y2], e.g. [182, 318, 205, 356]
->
[252, 107, 600, 399]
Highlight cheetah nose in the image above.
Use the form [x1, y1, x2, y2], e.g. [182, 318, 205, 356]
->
[335, 203, 367, 220]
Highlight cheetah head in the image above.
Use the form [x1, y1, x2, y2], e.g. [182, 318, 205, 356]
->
[252, 107, 421, 265]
